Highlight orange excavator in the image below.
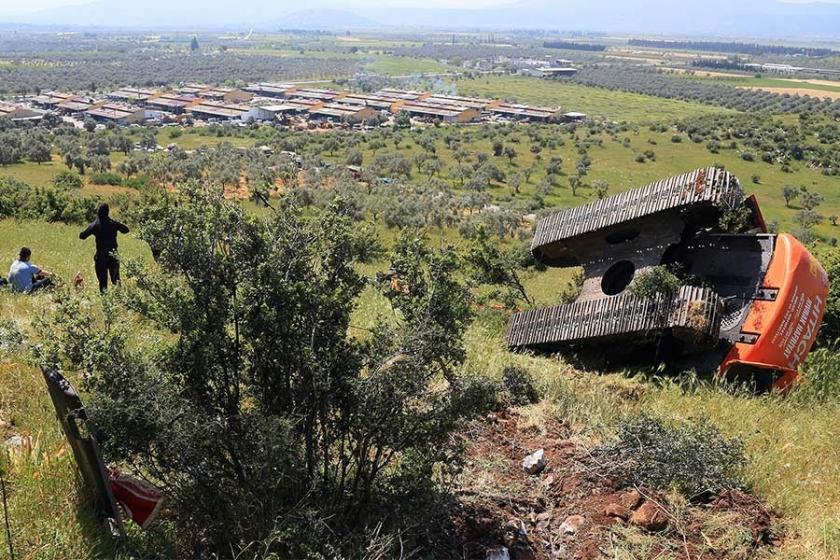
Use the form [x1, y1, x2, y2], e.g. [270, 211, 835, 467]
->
[506, 168, 829, 390]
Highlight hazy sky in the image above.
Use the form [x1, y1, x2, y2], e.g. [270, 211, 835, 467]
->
[2, 0, 839, 15]
[0, 0, 516, 14]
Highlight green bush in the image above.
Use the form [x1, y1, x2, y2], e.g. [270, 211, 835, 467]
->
[629, 265, 682, 299]
[89, 171, 123, 186]
[52, 169, 83, 190]
[594, 414, 746, 500]
[38, 188, 495, 556]
[0, 177, 96, 224]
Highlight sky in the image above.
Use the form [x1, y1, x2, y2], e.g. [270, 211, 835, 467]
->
[0, 0, 517, 14]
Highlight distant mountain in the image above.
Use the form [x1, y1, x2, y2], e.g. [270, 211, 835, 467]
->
[3, 0, 840, 39]
[277, 9, 381, 30]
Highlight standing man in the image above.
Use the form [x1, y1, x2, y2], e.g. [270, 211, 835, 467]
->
[80, 203, 130, 293]
[8, 247, 52, 294]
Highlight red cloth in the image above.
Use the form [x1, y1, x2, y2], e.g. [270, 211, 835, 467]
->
[109, 470, 164, 529]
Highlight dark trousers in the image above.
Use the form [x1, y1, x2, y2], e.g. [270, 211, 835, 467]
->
[95, 254, 120, 293]
[29, 277, 53, 294]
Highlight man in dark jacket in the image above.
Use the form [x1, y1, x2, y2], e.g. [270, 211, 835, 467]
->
[80, 203, 130, 293]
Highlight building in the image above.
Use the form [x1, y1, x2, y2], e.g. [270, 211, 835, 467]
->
[562, 111, 587, 123]
[244, 82, 298, 98]
[308, 103, 379, 124]
[146, 93, 199, 114]
[394, 102, 480, 123]
[31, 91, 75, 110]
[197, 87, 253, 104]
[0, 102, 43, 121]
[56, 96, 102, 114]
[375, 88, 430, 102]
[107, 87, 158, 105]
[85, 103, 147, 124]
[423, 94, 498, 110]
[290, 88, 347, 102]
[539, 67, 579, 78]
[339, 93, 396, 111]
[187, 101, 273, 123]
[281, 98, 326, 113]
[489, 102, 563, 122]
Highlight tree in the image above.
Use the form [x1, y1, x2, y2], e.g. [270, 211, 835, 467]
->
[492, 140, 504, 157]
[782, 185, 800, 208]
[503, 146, 517, 165]
[593, 179, 609, 200]
[508, 172, 523, 195]
[190, 36, 200, 52]
[569, 174, 582, 196]
[26, 139, 52, 165]
[465, 228, 532, 308]
[346, 147, 363, 166]
[83, 117, 97, 133]
[39, 189, 494, 556]
[801, 189, 824, 211]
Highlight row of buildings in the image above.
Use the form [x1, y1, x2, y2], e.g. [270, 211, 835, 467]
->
[6, 82, 585, 127]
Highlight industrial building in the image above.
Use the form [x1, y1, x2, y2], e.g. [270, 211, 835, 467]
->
[281, 98, 326, 113]
[107, 87, 158, 104]
[197, 87, 253, 104]
[539, 67, 579, 78]
[0, 102, 43, 121]
[423, 94, 498, 110]
[56, 97, 101, 114]
[146, 93, 199, 114]
[290, 88, 347, 102]
[308, 102, 379, 124]
[187, 101, 274, 123]
[86, 103, 147, 125]
[375, 88, 430, 102]
[339, 93, 396, 110]
[395, 101, 480, 123]
[244, 82, 298, 98]
[489, 102, 564, 122]
[31, 92, 76, 110]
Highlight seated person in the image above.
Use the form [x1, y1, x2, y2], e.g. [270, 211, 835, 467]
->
[8, 247, 52, 294]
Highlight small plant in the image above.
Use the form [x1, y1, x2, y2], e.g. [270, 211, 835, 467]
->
[502, 366, 540, 406]
[629, 265, 682, 300]
[593, 414, 746, 500]
[52, 169, 83, 190]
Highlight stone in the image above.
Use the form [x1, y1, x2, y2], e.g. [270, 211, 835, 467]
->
[522, 449, 546, 475]
[630, 500, 669, 531]
[486, 547, 510, 560]
[603, 503, 630, 520]
[620, 489, 643, 510]
[559, 514, 585, 534]
[4, 435, 23, 448]
[541, 474, 555, 488]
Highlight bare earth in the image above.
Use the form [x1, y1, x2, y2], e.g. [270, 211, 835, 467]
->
[739, 86, 840, 100]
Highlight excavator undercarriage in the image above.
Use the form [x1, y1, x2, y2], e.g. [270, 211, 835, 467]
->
[507, 168, 829, 390]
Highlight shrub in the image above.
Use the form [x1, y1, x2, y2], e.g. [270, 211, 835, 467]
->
[89, 171, 123, 186]
[52, 169, 83, 190]
[502, 366, 540, 406]
[39, 188, 495, 556]
[629, 265, 682, 300]
[593, 414, 746, 500]
[671, 135, 683, 143]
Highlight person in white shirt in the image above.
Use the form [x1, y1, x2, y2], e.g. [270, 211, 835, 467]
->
[8, 247, 52, 294]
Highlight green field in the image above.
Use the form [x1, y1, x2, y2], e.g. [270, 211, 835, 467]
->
[454, 75, 736, 122]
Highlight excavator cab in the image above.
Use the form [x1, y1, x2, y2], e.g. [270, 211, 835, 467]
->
[507, 168, 829, 390]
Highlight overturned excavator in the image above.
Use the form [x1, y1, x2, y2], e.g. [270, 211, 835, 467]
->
[507, 168, 829, 390]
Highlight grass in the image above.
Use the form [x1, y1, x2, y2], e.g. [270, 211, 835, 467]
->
[364, 55, 452, 76]
[453, 75, 736, 123]
[1, 210, 839, 558]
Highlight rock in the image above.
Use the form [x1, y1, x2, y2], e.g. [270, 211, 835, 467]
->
[620, 489, 643, 510]
[603, 503, 630, 520]
[541, 474, 555, 488]
[559, 514, 585, 534]
[4, 435, 23, 448]
[486, 547, 510, 560]
[630, 500, 669, 531]
[522, 449, 546, 475]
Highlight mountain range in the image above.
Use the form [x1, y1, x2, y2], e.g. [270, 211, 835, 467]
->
[3, 0, 840, 39]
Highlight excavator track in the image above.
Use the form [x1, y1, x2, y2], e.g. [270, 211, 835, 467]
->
[506, 285, 723, 351]
[531, 167, 743, 266]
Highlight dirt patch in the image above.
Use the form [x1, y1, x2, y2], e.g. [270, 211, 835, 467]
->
[452, 410, 780, 559]
[739, 86, 840, 100]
